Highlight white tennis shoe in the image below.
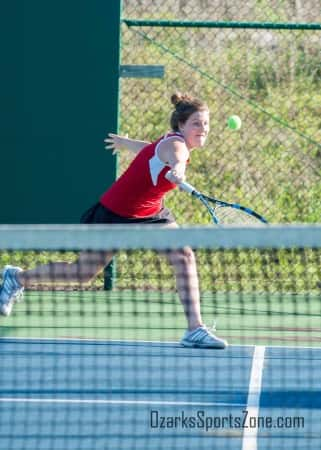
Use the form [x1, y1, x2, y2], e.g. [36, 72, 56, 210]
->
[0, 265, 24, 316]
[181, 325, 228, 349]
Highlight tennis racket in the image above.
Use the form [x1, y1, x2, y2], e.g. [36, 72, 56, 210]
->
[170, 176, 268, 225]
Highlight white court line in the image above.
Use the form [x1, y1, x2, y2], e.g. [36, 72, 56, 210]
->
[0, 398, 245, 407]
[242, 345, 266, 450]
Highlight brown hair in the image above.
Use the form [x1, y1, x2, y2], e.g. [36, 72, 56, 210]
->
[170, 92, 209, 132]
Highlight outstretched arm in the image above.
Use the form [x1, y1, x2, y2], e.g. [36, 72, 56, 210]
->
[158, 138, 190, 185]
[104, 133, 150, 155]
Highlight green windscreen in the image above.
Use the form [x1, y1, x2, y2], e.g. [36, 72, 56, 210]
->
[0, 1, 121, 223]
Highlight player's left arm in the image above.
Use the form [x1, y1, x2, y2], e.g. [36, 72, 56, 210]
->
[104, 133, 150, 155]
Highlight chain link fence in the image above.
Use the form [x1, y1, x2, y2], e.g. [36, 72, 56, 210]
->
[119, 0, 321, 224]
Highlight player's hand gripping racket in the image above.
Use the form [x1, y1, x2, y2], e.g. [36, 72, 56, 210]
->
[166, 172, 268, 225]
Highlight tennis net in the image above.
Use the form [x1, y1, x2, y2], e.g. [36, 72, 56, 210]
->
[0, 224, 320, 449]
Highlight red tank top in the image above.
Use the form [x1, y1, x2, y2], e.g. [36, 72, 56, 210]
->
[100, 132, 185, 218]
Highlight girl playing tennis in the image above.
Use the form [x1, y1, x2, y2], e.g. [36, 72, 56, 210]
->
[0, 92, 227, 349]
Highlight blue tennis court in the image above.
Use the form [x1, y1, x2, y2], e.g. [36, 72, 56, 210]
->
[0, 338, 320, 450]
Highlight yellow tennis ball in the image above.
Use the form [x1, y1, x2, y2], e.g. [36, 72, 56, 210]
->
[227, 115, 242, 130]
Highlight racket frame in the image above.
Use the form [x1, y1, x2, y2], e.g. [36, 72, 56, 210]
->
[179, 181, 268, 225]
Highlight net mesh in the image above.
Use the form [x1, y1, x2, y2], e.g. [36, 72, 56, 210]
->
[0, 225, 320, 449]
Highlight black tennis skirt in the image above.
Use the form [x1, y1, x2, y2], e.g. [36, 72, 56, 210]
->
[80, 202, 175, 225]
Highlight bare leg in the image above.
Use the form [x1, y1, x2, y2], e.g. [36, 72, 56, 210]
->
[17, 251, 114, 287]
[165, 247, 203, 331]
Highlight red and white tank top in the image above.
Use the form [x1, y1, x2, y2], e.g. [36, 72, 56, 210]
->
[100, 132, 186, 218]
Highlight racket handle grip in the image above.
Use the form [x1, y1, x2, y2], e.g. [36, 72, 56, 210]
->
[178, 181, 197, 195]
[165, 170, 198, 195]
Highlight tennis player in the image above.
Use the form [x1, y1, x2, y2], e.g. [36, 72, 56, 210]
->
[0, 92, 227, 349]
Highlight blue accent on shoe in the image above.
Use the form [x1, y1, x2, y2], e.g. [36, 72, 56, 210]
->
[0, 265, 24, 316]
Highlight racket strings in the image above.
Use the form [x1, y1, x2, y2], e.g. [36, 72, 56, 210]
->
[214, 205, 263, 225]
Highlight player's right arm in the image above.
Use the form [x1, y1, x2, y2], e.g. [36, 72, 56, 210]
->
[157, 137, 190, 185]
[104, 133, 150, 155]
